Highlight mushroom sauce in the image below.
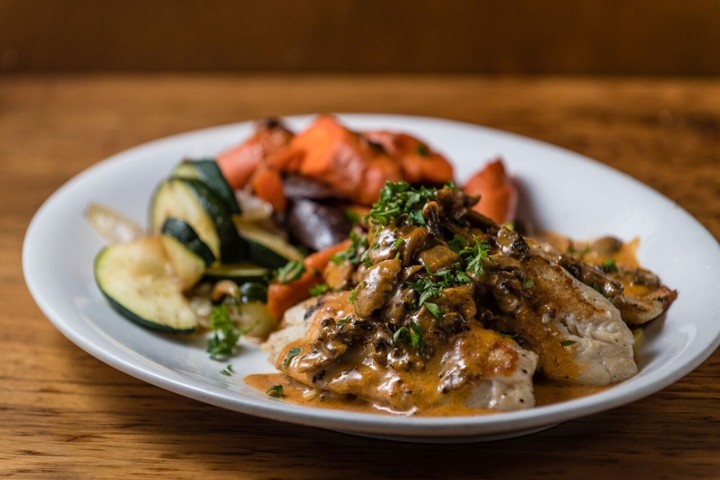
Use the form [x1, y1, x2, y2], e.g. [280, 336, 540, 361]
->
[255, 183, 676, 415]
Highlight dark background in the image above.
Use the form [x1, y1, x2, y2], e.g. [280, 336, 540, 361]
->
[1, 0, 719, 75]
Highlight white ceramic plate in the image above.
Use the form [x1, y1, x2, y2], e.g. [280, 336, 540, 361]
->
[23, 114, 720, 442]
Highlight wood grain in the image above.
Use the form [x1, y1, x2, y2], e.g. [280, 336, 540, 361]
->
[2, 75, 719, 479]
[2, 0, 720, 75]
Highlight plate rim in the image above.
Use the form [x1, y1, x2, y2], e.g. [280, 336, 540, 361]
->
[23, 113, 720, 440]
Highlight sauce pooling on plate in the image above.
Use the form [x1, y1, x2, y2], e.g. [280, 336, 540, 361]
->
[256, 183, 676, 416]
[246, 373, 609, 416]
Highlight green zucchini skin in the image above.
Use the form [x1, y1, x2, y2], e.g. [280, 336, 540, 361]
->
[101, 292, 196, 334]
[233, 219, 304, 269]
[161, 217, 216, 267]
[173, 159, 241, 214]
[238, 282, 268, 303]
[150, 177, 245, 264]
[245, 243, 288, 270]
[94, 238, 198, 333]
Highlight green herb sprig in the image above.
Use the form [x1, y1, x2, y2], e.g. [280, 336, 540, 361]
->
[282, 347, 302, 369]
[276, 260, 305, 284]
[408, 267, 472, 318]
[367, 181, 438, 227]
[601, 258, 618, 273]
[309, 283, 331, 297]
[449, 234, 490, 276]
[266, 384, 285, 398]
[207, 304, 250, 361]
[392, 321, 425, 354]
[331, 231, 368, 266]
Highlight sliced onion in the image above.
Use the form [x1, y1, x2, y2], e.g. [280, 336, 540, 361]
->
[235, 189, 273, 222]
[85, 202, 145, 244]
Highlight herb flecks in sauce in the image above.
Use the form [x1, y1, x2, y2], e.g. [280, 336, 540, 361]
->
[207, 304, 243, 360]
[367, 181, 439, 227]
[266, 384, 285, 398]
[276, 260, 305, 284]
[258, 182, 675, 415]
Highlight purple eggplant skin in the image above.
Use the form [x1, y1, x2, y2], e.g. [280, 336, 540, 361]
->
[282, 175, 337, 200]
[286, 199, 352, 252]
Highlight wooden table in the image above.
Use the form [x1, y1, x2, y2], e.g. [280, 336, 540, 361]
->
[3, 75, 719, 479]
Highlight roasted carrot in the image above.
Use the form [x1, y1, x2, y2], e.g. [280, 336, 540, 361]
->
[292, 115, 347, 177]
[267, 273, 317, 321]
[414, 154, 454, 185]
[221, 117, 454, 208]
[463, 158, 518, 225]
[363, 130, 453, 185]
[271, 116, 402, 205]
[250, 168, 287, 212]
[266, 240, 351, 320]
[216, 120, 294, 189]
[216, 142, 264, 190]
[265, 146, 304, 173]
[294, 116, 373, 198]
[305, 239, 351, 272]
[357, 156, 403, 204]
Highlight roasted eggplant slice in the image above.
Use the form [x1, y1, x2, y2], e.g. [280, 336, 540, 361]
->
[282, 175, 337, 200]
[286, 199, 352, 251]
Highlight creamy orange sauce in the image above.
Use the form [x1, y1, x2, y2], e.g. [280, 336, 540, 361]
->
[536, 233, 656, 298]
[533, 380, 609, 407]
[536, 232, 641, 269]
[249, 232, 632, 417]
[246, 373, 608, 416]
[584, 237, 641, 270]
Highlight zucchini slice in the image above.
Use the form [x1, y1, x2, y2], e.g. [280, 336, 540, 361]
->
[94, 236, 198, 333]
[150, 178, 244, 263]
[238, 282, 268, 303]
[161, 218, 215, 290]
[238, 302, 277, 338]
[173, 159, 241, 214]
[233, 219, 305, 269]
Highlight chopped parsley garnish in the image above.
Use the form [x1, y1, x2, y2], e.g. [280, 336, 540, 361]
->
[309, 283, 330, 297]
[392, 326, 409, 344]
[424, 302, 442, 318]
[220, 364, 234, 376]
[409, 322, 425, 353]
[560, 340, 577, 346]
[408, 267, 471, 317]
[276, 260, 305, 284]
[349, 285, 359, 304]
[393, 322, 426, 354]
[447, 234, 467, 252]
[567, 243, 590, 257]
[266, 384, 285, 398]
[344, 208, 360, 225]
[454, 270, 472, 284]
[282, 347, 302, 369]
[331, 231, 368, 266]
[601, 258, 618, 273]
[207, 303, 248, 361]
[522, 279, 535, 289]
[450, 235, 490, 276]
[411, 277, 443, 307]
[367, 181, 438, 226]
